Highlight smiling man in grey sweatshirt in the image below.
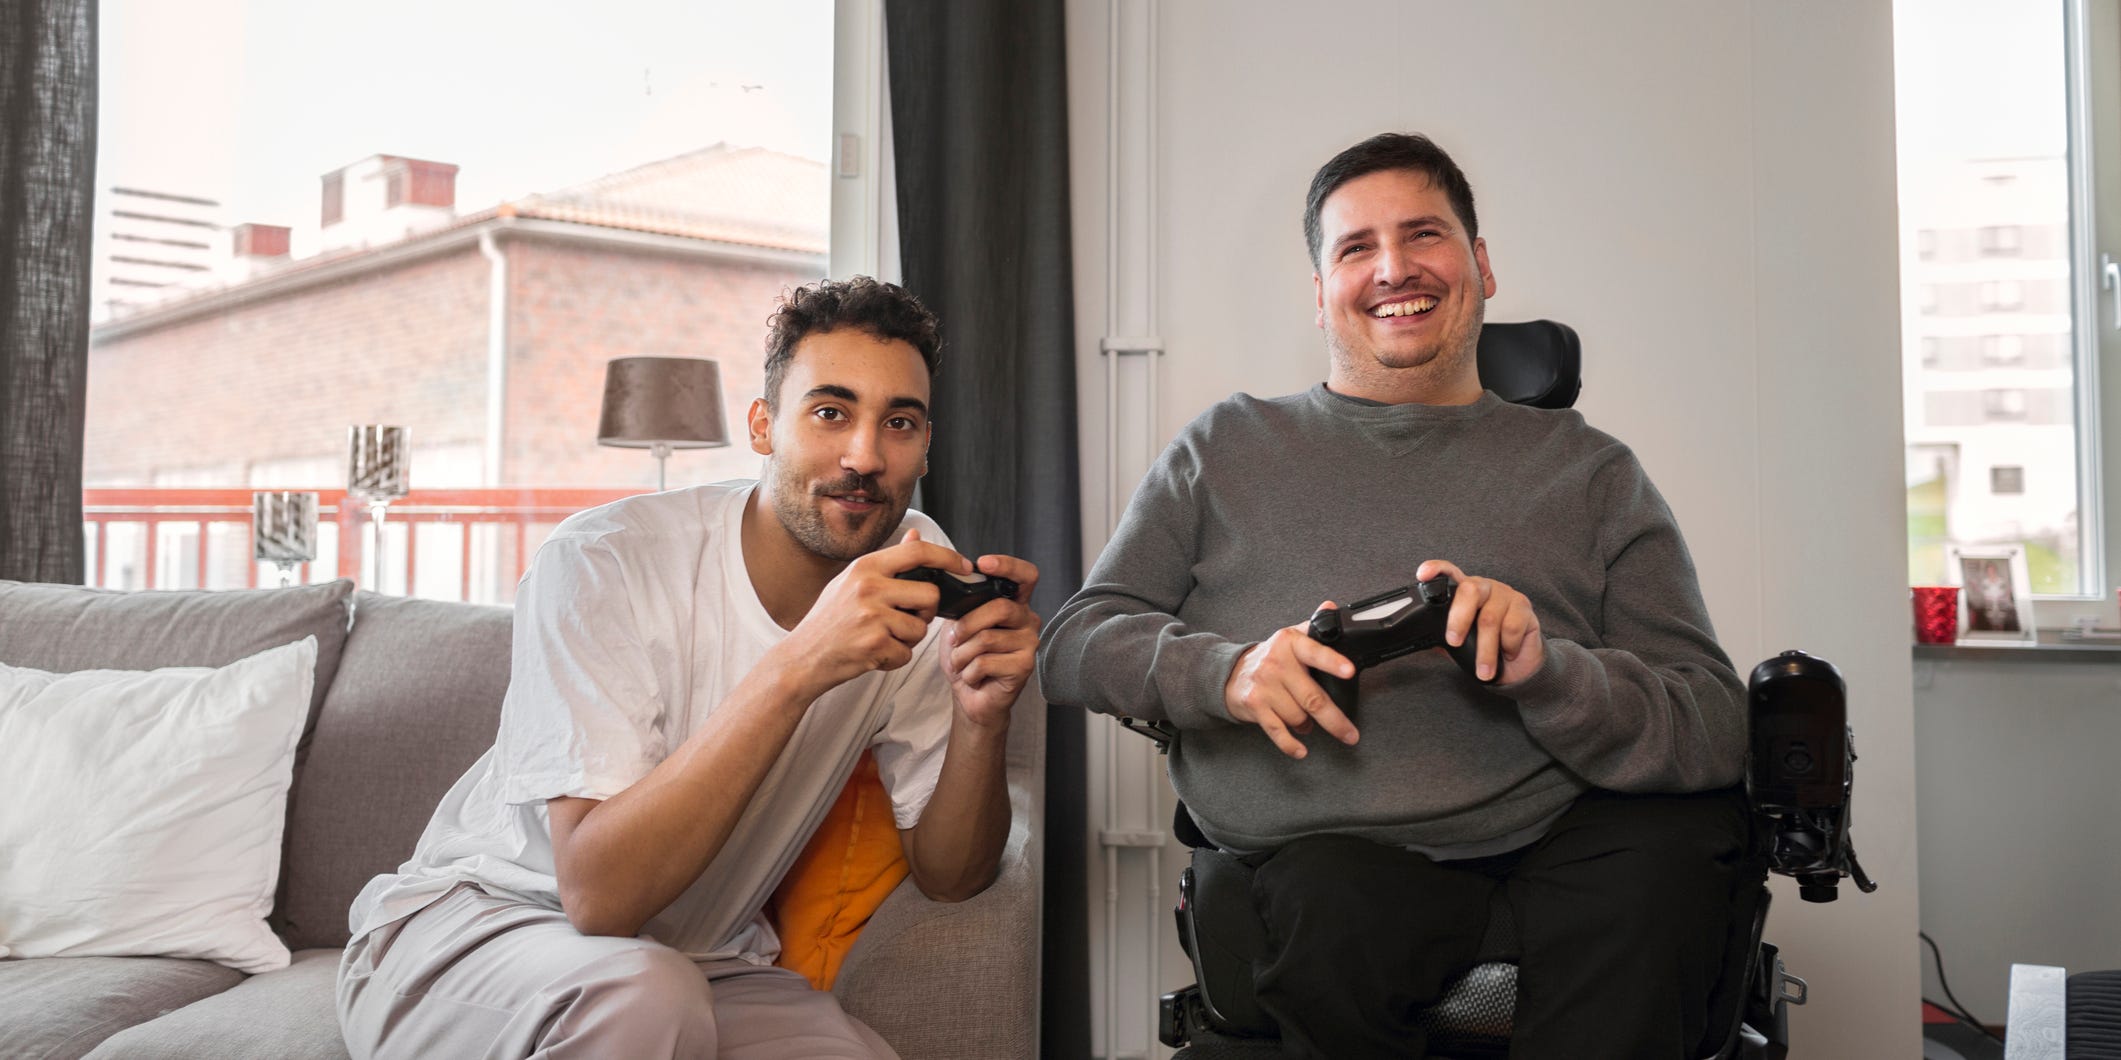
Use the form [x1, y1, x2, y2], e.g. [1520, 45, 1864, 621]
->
[1039, 133, 1752, 1060]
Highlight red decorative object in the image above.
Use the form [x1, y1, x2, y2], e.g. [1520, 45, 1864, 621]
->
[1912, 586, 1960, 644]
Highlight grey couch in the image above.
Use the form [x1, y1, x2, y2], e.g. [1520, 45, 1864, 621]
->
[0, 579, 1044, 1059]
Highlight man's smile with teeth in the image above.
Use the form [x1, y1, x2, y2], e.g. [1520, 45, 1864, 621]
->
[1371, 296, 1438, 318]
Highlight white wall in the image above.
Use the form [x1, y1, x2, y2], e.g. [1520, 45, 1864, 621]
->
[1066, 2, 1917, 1056]
[1914, 654, 2121, 1020]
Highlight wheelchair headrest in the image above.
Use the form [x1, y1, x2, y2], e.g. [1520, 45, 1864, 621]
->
[1477, 320, 1582, 410]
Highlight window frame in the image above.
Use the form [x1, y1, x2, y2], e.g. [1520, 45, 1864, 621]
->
[1979, 223, 2025, 255]
[320, 171, 344, 228]
[1899, 0, 2116, 626]
[1981, 333, 2026, 365]
[2031, 0, 2115, 625]
[829, 0, 894, 283]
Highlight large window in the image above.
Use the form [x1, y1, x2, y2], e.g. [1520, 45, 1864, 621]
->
[1897, 0, 2116, 620]
[87, 0, 843, 602]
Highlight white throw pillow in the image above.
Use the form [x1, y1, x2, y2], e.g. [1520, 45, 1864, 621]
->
[0, 637, 316, 974]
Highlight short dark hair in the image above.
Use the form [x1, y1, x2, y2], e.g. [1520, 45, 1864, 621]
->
[763, 277, 942, 409]
[1303, 133, 1479, 268]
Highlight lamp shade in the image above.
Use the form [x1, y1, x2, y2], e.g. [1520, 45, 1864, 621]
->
[596, 357, 731, 450]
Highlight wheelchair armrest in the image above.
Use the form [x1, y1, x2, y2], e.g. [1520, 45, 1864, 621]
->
[1118, 715, 1176, 752]
[1179, 851, 1278, 1037]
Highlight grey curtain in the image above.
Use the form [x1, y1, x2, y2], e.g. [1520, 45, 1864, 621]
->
[884, 1, 1087, 1054]
[0, 0, 96, 585]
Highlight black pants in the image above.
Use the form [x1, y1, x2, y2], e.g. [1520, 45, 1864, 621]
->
[1248, 787, 1755, 1060]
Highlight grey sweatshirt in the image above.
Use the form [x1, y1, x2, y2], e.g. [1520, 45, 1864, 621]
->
[1039, 385, 1747, 853]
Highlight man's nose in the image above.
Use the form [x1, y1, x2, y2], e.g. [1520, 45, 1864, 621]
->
[1375, 243, 1418, 288]
[841, 427, 887, 475]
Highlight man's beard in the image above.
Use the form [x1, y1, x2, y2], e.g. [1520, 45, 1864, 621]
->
[770, 466, 907, 563]
[1329, 292, 1484, 376]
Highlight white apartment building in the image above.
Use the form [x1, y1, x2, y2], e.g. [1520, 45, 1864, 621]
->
[92, 185, 222, 321]
[1902, 154, 2080, 578]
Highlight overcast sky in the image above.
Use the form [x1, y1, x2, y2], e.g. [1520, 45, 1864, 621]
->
[1894, 0, 2068, 166]
[97, 0, 834, 234]
[100, 0, 2064, 244]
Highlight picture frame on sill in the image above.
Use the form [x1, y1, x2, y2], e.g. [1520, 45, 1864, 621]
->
[1945, 544, 2037, 645]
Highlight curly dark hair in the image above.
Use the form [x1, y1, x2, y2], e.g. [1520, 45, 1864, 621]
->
[762, 277, 942, 409]
[1303, 132, 1479, 269]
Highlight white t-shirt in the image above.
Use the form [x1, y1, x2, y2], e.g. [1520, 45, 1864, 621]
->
[346, 481, 956, 962]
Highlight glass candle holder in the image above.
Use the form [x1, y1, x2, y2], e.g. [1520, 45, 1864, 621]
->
[347, 426, 409, 592]
[252, 491, 319, 587]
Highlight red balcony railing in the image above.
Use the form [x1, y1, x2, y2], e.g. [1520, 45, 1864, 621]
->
[83, 488, 642, 603]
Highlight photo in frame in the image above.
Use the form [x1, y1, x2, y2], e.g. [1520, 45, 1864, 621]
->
[1945, 544, 2037, 645]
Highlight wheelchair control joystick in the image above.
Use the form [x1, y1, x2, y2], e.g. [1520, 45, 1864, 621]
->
[1748, 650, 1877, 903]
[1305, 576, 1494, 715]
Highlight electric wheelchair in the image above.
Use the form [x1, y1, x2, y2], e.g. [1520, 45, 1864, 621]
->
[1114, 322, 1876, 1059]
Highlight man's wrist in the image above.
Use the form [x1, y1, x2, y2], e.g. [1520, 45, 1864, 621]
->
[1494, 636, 1565, 696]
[1214, 641, 1260, 723]
[950, 691, 1016, 739]
[752, 643, 827, 712]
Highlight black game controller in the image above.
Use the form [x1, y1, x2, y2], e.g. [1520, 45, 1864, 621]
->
[894, 566, 1020, 619]
[1305, 576, 1492, 714]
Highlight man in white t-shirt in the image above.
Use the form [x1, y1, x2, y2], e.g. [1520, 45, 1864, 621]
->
[335, 276, 1041, 1060]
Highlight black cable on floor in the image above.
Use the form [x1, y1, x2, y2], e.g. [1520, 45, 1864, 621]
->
[1922, 930, 2005, 1044]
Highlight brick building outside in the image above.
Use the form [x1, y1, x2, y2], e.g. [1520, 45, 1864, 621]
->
[87, 144, 827, 493]
[84, 145, 827, 599]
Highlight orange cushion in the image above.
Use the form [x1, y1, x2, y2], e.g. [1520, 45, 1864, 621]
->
[768, 750, 910, 990]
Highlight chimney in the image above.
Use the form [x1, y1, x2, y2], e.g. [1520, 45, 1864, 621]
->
[231, 223, 290, 259]
[319, 154, 460, 252]
[222, 222, 291, 282]
[385, 157, 457, 210]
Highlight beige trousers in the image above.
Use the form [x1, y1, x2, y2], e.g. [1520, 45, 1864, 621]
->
[336, 884, 898, 1060]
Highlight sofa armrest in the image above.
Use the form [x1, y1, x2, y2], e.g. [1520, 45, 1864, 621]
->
[833, 689, 1047, 1059]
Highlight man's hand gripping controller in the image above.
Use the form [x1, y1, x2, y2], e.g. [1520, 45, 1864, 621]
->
[1305, 576, 1495, 714]
[894, 566, 1020, 619]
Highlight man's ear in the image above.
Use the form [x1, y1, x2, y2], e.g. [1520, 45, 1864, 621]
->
[1314, 271, 1325, 329]
[1473, 237, 1497, 299]
[747, 398, 774, 456]
[920, 423, 932, 477]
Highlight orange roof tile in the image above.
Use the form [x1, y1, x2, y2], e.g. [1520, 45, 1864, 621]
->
[499, 143, 827, 253]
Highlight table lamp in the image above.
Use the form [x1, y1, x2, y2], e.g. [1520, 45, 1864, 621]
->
[597, 357, 730, 490]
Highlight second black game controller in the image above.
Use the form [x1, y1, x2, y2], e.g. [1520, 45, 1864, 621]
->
[1305, 575, 1493, 714]
[894, 566, 1020, 619]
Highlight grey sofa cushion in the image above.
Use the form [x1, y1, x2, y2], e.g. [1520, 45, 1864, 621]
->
[84, 948, 348, 1060]
[0, 580, 353, 738]
[0, 579, 357, 940]
[275, 592, 513, 951]
[0, 956, 243, 1060]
